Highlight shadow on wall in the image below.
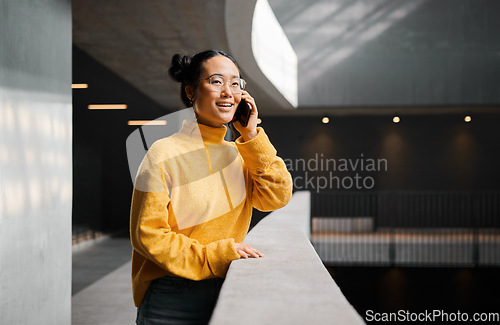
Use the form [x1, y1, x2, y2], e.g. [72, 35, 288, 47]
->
[269, 0, 500, 107]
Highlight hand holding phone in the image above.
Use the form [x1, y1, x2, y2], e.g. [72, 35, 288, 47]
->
[231, 99, 252, 127]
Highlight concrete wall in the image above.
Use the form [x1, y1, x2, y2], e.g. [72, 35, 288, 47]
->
[0, 1, 72, 324]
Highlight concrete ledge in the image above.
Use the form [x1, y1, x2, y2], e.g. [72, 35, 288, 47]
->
[209, 191, 364, 325]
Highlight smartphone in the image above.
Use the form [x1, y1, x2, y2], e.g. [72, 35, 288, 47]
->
[232, 99, 252, 127]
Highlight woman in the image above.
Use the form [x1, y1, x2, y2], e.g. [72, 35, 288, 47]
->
[130, 50, 293, 324]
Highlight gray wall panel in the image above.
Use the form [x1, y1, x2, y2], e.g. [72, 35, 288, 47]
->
[0, 0, 72, 324]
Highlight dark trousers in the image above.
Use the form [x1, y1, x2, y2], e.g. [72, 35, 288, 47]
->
[136, 276, 225, 325]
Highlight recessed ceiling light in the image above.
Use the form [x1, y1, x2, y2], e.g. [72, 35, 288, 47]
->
[72, 83, 88, 89]
[128, 120, 167, 126]
[88, 104, 127, 110]
[322, 116, 329, 124]
[464, 115, 471, 123]
[393, 116, 400, 123]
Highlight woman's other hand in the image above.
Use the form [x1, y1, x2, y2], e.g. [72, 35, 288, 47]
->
[234, 242, 264, 259]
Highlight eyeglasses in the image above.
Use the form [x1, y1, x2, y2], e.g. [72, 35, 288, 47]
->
[205, 75, 246, 94]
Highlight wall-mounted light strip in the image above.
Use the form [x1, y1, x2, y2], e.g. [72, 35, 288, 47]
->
[72, 83, 88, 89]
[128, 120, 167, 126]
[88, 104, 127, 110]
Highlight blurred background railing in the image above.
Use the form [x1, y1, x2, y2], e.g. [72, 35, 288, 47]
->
[311, 191, 500, 266]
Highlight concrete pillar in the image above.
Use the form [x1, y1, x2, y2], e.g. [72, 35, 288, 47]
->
[0, 0, 72, 324]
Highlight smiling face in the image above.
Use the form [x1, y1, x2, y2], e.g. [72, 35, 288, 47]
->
[187, 55, 242, 128]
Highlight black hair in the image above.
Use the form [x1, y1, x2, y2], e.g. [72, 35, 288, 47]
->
[167, 50, 241, 107]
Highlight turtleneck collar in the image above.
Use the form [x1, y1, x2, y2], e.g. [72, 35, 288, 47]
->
[198, 123, 227, 144]
[179, 119, 227, 144]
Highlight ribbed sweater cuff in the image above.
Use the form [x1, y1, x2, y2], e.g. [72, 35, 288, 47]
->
[235, 127, 277, 170]
[206, 238, 241, 278]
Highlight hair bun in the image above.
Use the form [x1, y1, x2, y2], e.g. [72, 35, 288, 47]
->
[168, 54, 191, 83]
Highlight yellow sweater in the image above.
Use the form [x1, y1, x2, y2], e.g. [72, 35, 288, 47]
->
[129, 120, 292, 307]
